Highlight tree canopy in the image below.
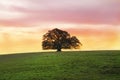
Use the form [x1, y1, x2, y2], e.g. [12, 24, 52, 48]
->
[42, 28, 82, 52]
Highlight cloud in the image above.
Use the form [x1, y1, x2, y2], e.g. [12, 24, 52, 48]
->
[0, 0, 120, 27]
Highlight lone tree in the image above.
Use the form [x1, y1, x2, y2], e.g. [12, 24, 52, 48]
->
[42, 28, 82, 52]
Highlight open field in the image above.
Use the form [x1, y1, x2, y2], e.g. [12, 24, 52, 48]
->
[0, 51, 120, 80]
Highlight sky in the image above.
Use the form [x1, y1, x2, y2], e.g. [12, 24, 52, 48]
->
[0, 0, 120, 54]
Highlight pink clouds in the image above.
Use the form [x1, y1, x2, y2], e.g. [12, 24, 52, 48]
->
[0, 0, 120, 27]
[65, 28, 118, 37]
[0, 0, 120, 53]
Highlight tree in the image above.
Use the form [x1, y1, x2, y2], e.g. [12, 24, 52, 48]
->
[42, 28, 82, 52]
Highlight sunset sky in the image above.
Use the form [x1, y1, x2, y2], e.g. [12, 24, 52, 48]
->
[0, 0, 120, 54]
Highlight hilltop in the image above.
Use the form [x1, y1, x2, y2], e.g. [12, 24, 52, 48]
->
[0, 51, 120, 80]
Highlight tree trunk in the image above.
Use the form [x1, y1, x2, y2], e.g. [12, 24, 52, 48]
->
[57, 48, 61, 52]
[57, 42, 62, 52]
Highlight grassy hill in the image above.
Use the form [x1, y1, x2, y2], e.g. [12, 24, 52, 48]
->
[0, 51, 120, 80]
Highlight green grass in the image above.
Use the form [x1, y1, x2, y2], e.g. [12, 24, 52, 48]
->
[0, 51, 120, 80]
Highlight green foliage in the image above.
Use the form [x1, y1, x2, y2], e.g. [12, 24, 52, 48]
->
[0, 51, 120, 80]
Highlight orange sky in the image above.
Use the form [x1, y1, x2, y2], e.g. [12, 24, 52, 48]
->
[0, 0, 120, 54]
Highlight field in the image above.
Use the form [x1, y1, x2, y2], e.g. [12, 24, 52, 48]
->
[0, 51, 120, 80]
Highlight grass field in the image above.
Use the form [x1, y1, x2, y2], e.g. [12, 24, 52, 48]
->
[0, 51, 120, 80]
